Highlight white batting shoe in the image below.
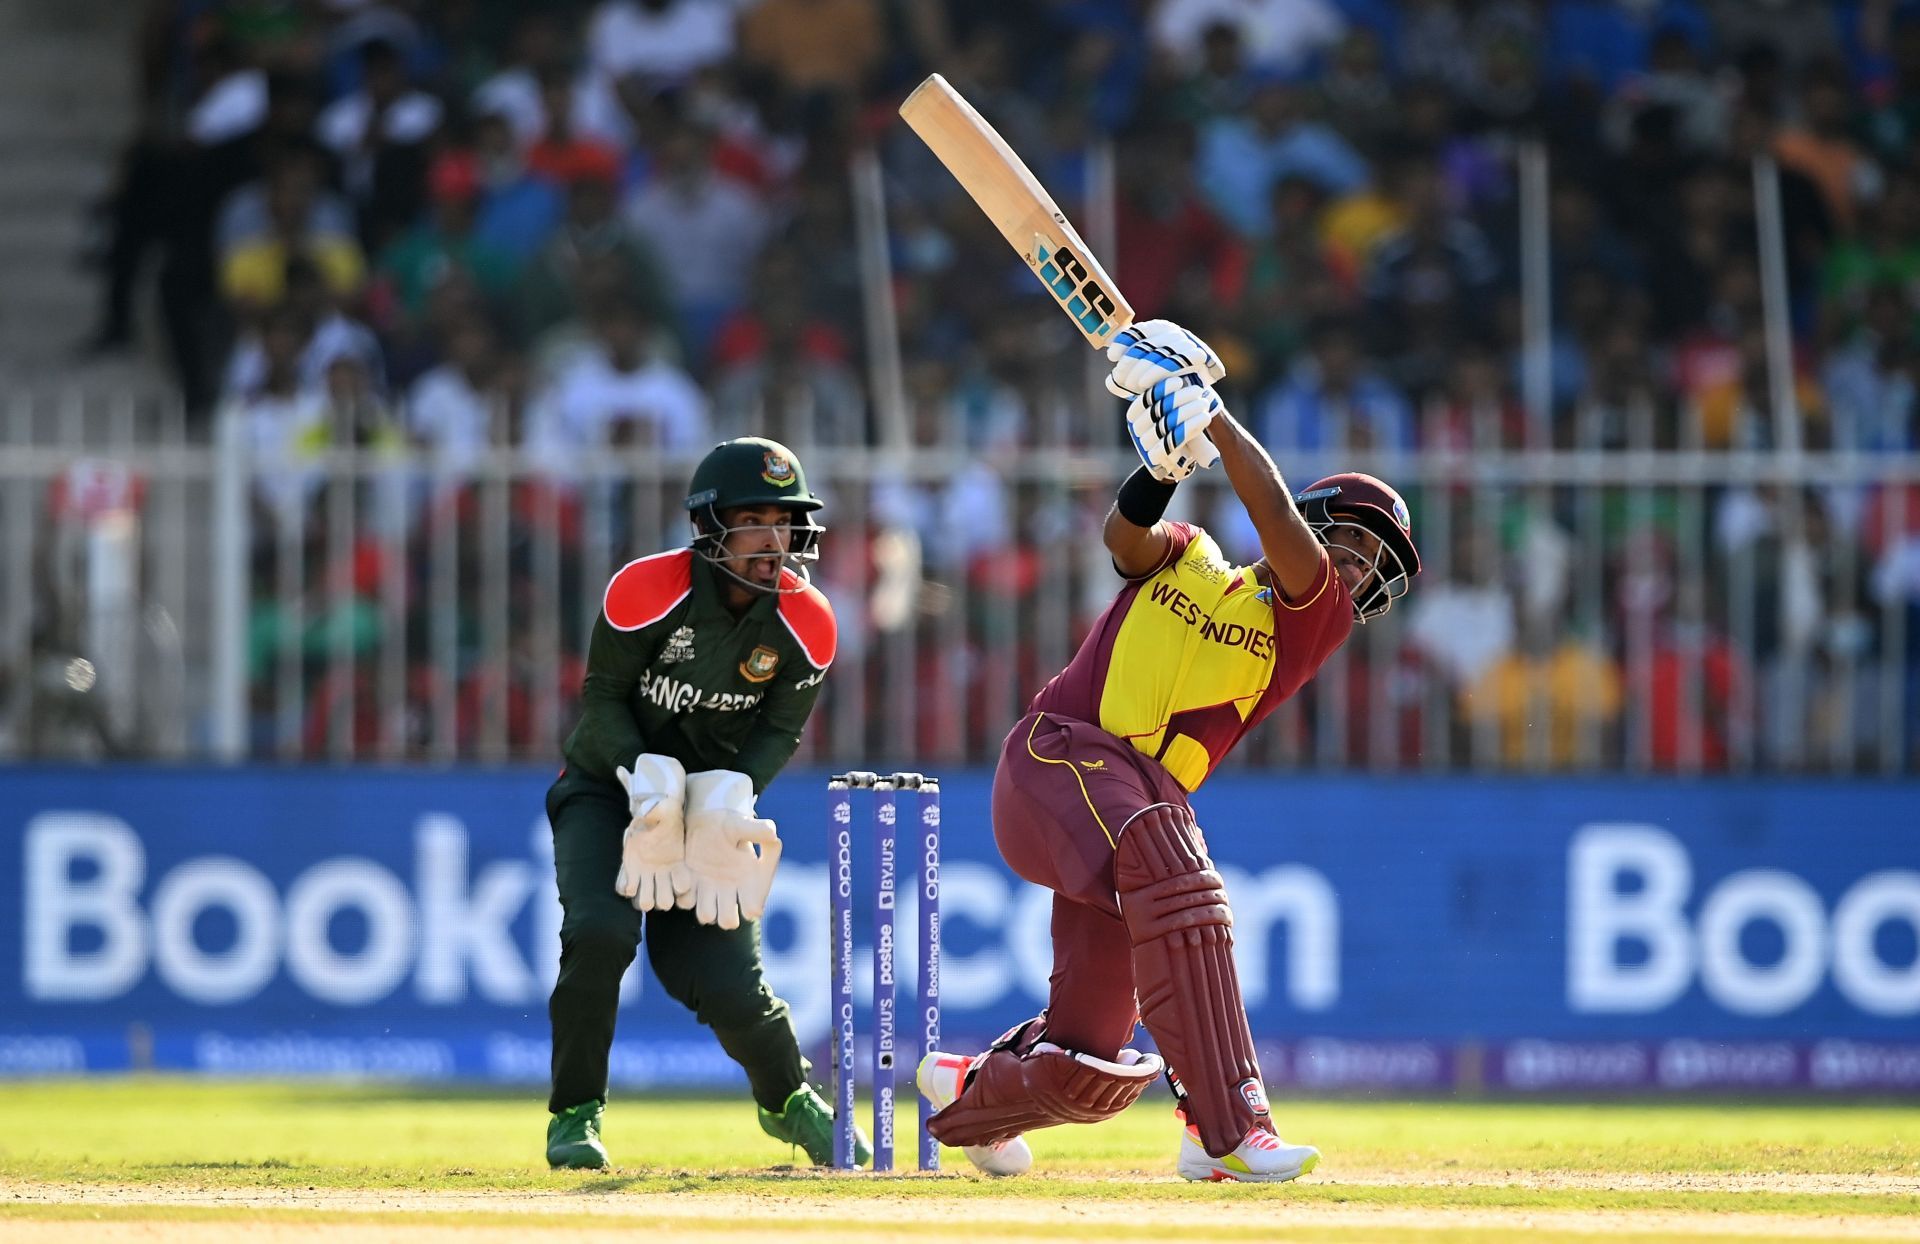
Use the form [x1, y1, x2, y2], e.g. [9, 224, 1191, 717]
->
[916, 1051, 1034, 1177]
[1175, 1113, 1320, 1183]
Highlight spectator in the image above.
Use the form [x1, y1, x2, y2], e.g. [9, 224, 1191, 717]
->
[218, 144, 366, 314]
[467, 109, 566, 263]
[1397, 0, 1478, 94]
[1421, 344, 1528, 453]
[1257, 316, 1415, 452]
[1406, 520, 1517, 697]
[1820, 171, 1920, 343]
[377, 151, 519, 323]
[738, 0, 886, 101]
[707, 247, 852, 371]
[316, 37, 443, 250]
[585, 0, 736, 86]
[1823, 282, 1919, 453]
[1773, 58, 1882, 232]
[1636, 163, 1738, 337]
[1196, 79, 1369, 236]
[1642, 576, 1750, 772]
[1150, 0, 1347, 76]
[515, 145, 674, 343]
[525, 64, 628, 184]
[1111, 122, 1245, 325]
[407, 311, 522, 475]
[469, 14, 572, 150]
[1242, 174, 1345, 376]
[1604, 22, 1728, 153]
[1362, 155, 1501, 391]
[235, 305, 328, 534]
[1457, 3, 1545, 130]
[624, 118, 773, 356]
[1315, 29, 1396, 153]
[1688, 324, 1828, 451]
[1461, 596, 1623, 769]
[1722, 105, 1833, 304]
[1860, 14, 1920, 163]
[1169, 21, 1256, 123]
[527, 295, 710, 472]
[709, 292, 867, 448]
[224, 256, 385, 401]
[1568, 319, 1672, 450]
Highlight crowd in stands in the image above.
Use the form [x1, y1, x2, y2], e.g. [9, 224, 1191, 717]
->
[84, 0, 1920, 768]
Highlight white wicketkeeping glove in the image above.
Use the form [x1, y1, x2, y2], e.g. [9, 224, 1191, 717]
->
[1126, 375, 1224, 483]
[613, 753, 693, 912]
[1104, 319, 1226, 399]
[682, 769, 783, 931]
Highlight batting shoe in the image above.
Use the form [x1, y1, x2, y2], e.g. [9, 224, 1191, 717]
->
[916, 1050, 1033, 1177]
[758, 1084, 872, 1168]
[1175, 1110, 1320, 1183]
[546, 1100, 609, 1170]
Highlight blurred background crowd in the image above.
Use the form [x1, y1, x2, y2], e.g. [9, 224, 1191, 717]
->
[11, 0, 1920, 771]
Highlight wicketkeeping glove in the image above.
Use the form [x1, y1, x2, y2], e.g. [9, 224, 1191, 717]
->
[1105, 319, 1226, 399]
[1126, 374, 1223, 483]
[682, 769, 783, 931]
[613, 753, 693, 912]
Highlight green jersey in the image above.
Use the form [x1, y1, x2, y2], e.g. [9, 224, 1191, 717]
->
[561, 548, 837, 794]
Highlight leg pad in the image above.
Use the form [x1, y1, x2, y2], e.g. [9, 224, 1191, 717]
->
[1116, 803, 1269, 1159]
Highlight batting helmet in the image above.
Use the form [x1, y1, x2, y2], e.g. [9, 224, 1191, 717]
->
[1294, 472, 1420, 622]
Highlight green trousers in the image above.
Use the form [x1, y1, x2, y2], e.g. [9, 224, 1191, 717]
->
[545, 771, 808, 1114]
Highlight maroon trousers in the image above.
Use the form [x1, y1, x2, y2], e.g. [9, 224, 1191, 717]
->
[991, 710, 1196, 1060]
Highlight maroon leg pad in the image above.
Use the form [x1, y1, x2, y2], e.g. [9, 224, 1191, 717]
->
[927, 1017, 1160, 1149]
[1115, 803, 1268, 1159]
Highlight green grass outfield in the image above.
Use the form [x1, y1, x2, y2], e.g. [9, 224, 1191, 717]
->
[0, 1079, 1916, 1242]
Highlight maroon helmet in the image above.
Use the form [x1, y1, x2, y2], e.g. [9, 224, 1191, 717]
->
[1293, 472, 1421, 622]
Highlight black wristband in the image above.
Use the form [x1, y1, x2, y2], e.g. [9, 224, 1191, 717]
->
[1115, 465, 1178, 527]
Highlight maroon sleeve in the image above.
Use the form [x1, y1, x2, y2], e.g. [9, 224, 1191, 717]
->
[1265, 551, 1354, 701]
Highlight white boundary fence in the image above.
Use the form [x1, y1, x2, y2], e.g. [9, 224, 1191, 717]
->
[3, 407, 1916, 774]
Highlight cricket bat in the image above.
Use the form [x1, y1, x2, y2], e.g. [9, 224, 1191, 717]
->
[899, 73, 1134, 349]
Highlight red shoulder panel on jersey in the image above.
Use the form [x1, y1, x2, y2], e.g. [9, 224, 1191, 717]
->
[776, 570, 837, 668]
[604, 549, 694, 631]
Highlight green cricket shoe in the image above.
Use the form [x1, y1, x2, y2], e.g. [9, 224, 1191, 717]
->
[546, 1100, 609, 1170]
[757, 1084, 871, 1167]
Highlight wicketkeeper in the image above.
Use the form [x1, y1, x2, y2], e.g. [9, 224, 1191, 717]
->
[916, 322, 1421, 1181]
[544, 436, 871, 1169]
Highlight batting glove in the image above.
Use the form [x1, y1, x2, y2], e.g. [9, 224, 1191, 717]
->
[1126, 375, 1224, 483]
[1105, 319, 1226, 400]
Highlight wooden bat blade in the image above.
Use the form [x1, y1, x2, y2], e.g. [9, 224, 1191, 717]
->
[899, 73, 1133, 348]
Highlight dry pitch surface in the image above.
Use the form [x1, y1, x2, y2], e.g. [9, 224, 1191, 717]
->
[1, 1080, 1916, 1242]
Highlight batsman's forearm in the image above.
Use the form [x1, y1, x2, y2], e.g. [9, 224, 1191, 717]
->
[1206, 412, 1298, 540]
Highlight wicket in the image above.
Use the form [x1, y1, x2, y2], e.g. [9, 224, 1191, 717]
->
[827, 771, 941, 1172]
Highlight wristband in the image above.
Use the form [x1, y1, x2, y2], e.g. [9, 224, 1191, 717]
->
[1116, 465, 1178, 527]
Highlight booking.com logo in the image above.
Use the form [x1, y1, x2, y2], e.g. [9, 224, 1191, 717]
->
[16, 811, 1341, 1045]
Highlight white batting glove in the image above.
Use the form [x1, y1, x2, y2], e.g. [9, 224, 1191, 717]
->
[613, 754, 692, 912]
[1126, 375, 1223, 483]
[682, 769, 783, 931]
[1105, 319, 1226, 399]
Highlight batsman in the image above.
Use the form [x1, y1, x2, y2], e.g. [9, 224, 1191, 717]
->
[916, 322, 1421, 1181]
[544, 436, 871, 1170]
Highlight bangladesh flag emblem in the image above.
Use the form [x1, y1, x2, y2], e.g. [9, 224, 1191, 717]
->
[740, 645, 781, 683]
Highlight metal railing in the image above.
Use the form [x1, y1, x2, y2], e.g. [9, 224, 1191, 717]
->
[3, 409, 1915, 774]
